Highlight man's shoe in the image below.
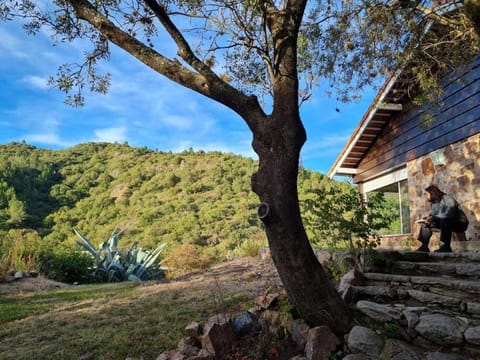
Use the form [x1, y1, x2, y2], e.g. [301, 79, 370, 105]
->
[434, 245, 453, 253]
[416, 245, 429, 252]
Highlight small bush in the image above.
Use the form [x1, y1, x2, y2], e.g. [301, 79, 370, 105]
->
[0, 229, 41, 277]
[38, 246, 94, 283]
[233, 235, 267, 258]
[163, 243, 213, 277]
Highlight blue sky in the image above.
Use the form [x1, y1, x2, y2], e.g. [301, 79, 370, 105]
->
[0, 19, 374, 174]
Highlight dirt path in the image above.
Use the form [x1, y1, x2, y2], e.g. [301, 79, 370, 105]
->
[0, 257, 282, 297]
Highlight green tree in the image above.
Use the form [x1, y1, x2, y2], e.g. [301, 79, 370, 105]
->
[2, 0, 478, 332]
[303, 186, 396, 256]
[6, 198, 27, 227]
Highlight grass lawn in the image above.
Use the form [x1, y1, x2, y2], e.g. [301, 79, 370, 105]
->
[0, 262, 264, 360]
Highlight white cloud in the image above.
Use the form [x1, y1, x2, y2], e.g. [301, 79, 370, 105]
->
[20, 75, 49, 90]
[0, 27, 29, 60]
[94, 127, 128, 143]
[23, 133, 74, 148]
[159, 115, 194, 131]
[301, 133, 351, 167]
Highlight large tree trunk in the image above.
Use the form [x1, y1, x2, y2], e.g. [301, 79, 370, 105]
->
[251, 113, 351, 334]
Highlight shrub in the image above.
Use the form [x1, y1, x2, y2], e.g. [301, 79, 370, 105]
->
[233, 234, 267, 258]
[302, 185, 395, 270]
[163, 243, 213, 277]
[38, 246, 95, 283]
[0, 229, 41, 277]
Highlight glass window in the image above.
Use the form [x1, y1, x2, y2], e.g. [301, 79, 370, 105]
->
[367, 179, 411, 235]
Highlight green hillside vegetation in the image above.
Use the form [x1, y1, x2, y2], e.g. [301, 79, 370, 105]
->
[0, 141, 358, 281]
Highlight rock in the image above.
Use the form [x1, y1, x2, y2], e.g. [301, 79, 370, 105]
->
[415, 314, 466, 346]
[14, 271, 24, 279]
[407, 290, 460, 307]
[341, 354, 371, 360]
[356, 301, 403, 322]
[425, 352, 471, 360]
[232, 311, 260, 337]
[255, 293, 279, 309]
[177, 337, 200, 356]
[381, 339, 419, 360]
[185, 322, 202, 342]
[259, 309, 283, 338]
[288, 319, 310, 349]
[170, 353, 186, 360]
[314, 249, 332, 268]
[403, 310, 420, 337]
[200, 314, 235, 358]
[347, 326, 385, 358]
[304, 326, 340, 360]
[464, 326, 480, 345]
[466, 302, 480, 315]
[338, 269, 364, 303]
[156, 350, 177, 360]
[412, 335, 434, 348]
[186, 349, 214, 360]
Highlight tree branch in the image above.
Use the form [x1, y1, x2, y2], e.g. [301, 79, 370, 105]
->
[66, 0, 265, 129]
[142, 0, 217, 78]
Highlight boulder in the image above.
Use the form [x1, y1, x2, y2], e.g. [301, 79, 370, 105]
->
[304, 326, 340, 360]
[464, 326, 480, 345]
[347, 326, 385, 358]
[200, 314, 235, 358]
[415, 314, 466, 346]
[356, 301, 403, 322]
[232, 311, 260, 337]
[338, 269, 364, 303]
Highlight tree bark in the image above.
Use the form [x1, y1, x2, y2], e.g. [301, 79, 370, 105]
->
[248, 1, 351, 334]
[251, 113, 351, 334]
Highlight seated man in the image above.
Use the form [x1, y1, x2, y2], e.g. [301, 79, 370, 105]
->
[416, 184, 469, 253]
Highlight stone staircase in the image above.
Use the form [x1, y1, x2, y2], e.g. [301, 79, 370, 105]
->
[345, 250, 480, 360]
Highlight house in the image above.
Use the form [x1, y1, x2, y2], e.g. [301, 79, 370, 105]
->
[327, 53, 480, 248]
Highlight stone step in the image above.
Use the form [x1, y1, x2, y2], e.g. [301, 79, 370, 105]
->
[363, 272, 480, 295]
[345, 324, 476, 360]
[352, 300, 480, 358]
[372, 249, 480, 264]
[391, 261, 480, 279]
[353, 285, 480, 318]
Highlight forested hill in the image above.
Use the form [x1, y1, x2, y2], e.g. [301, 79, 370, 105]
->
[0, 142, 348, 257]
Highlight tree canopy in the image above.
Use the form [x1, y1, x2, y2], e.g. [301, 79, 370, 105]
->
[2, 0, 478, 107]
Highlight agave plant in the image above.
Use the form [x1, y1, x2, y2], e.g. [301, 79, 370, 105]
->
[74, 228, 166, 282]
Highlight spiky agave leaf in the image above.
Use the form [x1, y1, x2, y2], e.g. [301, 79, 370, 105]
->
[73, 228, 100, 262]
[130, 243, 167, 280]
[106, 261, 126, 282]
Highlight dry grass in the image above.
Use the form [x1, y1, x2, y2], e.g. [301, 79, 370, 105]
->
[0, 257, 281, 360]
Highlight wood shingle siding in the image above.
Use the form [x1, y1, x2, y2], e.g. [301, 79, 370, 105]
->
[354, 57, 480, 182]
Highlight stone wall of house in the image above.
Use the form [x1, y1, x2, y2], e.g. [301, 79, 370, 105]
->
[406, 132, 480, 242]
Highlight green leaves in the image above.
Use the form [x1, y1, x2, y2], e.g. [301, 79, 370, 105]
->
[302, 184, 395, 253]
